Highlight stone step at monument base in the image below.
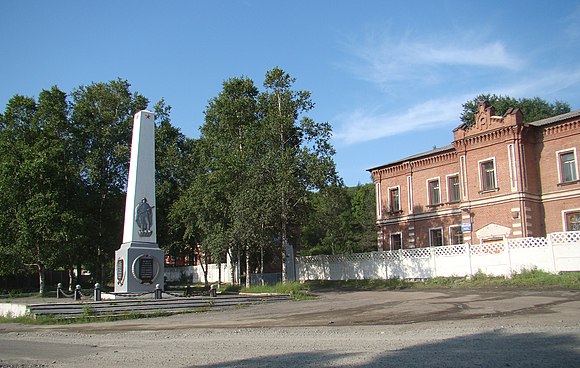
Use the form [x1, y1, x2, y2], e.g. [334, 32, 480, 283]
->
[23, 294, 291, 318]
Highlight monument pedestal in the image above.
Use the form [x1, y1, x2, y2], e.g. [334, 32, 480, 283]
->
[115, 242, 164, 293]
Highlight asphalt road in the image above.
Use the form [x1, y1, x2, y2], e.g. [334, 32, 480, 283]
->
[1, 288, 579, 367]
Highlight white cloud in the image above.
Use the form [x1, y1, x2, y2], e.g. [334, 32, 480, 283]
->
[563, 4, 580, 40]
[496, 67, 580, 98]
[333, 96, 468, 145]
[333, 28, 580, 147]
[341, 34, 523, 90]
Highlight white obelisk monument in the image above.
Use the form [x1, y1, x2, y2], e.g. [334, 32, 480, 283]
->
[114, 110, 164, 293]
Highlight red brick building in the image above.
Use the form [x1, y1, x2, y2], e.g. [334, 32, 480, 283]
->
[368, 101, 580, 250]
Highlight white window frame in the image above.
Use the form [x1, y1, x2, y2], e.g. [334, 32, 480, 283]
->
[427, 177, 441, 206]
[556, 148, 578, 184]
[389, 232, 403, 251]
[429, 227, 444, 247]
[446, 173, 461, 203]
[449, 225, 463, 245]
[478, 157, 498, 192]
[388, 185, 401, 212]
[562, 208, 580, 232]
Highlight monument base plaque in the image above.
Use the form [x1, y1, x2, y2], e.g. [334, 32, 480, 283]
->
[114, 242, 164, 293]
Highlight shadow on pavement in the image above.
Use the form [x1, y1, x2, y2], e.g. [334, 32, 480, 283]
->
[188, 330, 579, 367]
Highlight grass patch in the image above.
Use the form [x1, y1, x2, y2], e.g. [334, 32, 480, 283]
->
[306, 270, 580, 290]
[0, 308, 212, 325]
[239, 282, 314, 300]
[305, 278, 412, 291]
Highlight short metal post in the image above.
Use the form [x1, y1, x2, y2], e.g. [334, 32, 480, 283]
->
[155, 284, 162, 299]
[74, 284, 82, 301]
[57, 283, 62, 299]
[94, 283, 101, 301]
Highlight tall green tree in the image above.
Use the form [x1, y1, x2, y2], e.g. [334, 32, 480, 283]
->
[178, 68, 340, 285]
[258, 67, 340, 281]
[460, 94, 570, 126]
[0, 87, 83, 293]
[301, 184, 376, 255]
[70, 79, 148, 282]
[187, 76, 260, 285]
[153, 99, 198, 260]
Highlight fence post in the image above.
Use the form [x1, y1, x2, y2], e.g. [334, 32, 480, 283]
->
[548, 233, 557, 273]
[74, 285, 81, 301]
[504, 237, 512, 277]
[295, 256, 300, 282]
[430, 247, 437, 278]
[466, 242, 473, 277]
[94, 283, 101, 302]
[155, 284, 162, 299]
[56, 283, 62, 299]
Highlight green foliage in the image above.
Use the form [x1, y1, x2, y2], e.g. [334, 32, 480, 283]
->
[0, 79, 193, 292]
[153, 98, 199, 261]
[175, 68, 341, 286]
[301, 184, 376, 255]
[240, 281, 312, 300]
[460, 94, 570, 126]
[70, 79, 149, 282]
[82, 304, 96, 317]
[0, 87, 85, 293]
[305, 279, 410, 290]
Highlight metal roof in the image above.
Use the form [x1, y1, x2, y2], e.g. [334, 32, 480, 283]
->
[527, 109, 580, 127]
[367, 144, 454, 172]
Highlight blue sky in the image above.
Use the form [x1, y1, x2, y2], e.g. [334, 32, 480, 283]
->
[1, 1, 579, 186]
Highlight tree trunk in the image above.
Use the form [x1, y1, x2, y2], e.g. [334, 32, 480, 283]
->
[228, 247, 236, 285]
[201, 255, 209, 287]
[281, 218, 288, 283]
[68, 268, 74, 292]
[217, 259, 222, 288]
[260, 243, 265, 286]
[37, 262, 45, 295]
[76, 262, 82, 289]
[245, 243, 251, 288]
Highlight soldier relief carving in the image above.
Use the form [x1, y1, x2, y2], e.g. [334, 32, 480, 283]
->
[135, 197, 154, 237]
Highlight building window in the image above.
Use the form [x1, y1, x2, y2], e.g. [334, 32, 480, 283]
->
[558, 150, 578, 183]
[428, 179, 441, 205]
[429, 227, 443, 247]
[566, 211, 580, 231]
[388, 187, 400, 212]
[480, 159, 497, 191]
[447, 175, 460, 202]
[390, 233, 402, 250]
[449, 226, 463, 245]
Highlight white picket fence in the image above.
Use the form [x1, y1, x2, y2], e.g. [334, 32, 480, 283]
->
[165, 263, 232, 284]
[296, 231, 580, 281]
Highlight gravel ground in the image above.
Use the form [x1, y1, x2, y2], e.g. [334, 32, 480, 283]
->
[1, 288, 579, 367]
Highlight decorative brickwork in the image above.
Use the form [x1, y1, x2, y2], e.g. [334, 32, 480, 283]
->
[369, 103, 580, 250]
